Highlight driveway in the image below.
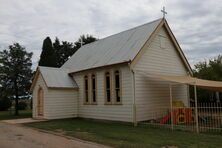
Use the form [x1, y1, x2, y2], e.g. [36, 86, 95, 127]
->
[0, 122, 108, 148]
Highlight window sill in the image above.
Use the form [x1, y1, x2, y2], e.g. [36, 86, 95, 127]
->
[83, 103, 97, 105]
[113, 102, 122, 105]
[104, 103, 122, 105]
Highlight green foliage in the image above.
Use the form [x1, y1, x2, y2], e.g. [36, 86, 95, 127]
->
[54, 34, 97, 67]
[0, 85, 12, 111]
[193, 55, 222, 102]
[53, 37, 75, 67]
[39, 37, 56, 67]
[193, 55, 222, 81]
[18, 101, 27, 110]
[38, 35, 97, 68]
[0, 96, 12, 111]
[73, 34, 97, 51]
[0, 110, 32, 120]
[26, 118, 222, 148]
[0, 43, 33, 115]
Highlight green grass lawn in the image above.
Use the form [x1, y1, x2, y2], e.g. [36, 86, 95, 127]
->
[25, 118, 222, 148]
[0, 110, 32, 120]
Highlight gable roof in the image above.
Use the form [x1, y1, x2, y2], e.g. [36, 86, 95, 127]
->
[31, 18, 193, 90]
[30, 66, 78, 91]
[62, 19, 163, 73]
[130, 19, 192, 74]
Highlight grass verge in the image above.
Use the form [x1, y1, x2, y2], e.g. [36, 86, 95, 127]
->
[25, 118, 222, 148]
[0, 110, 32, 120]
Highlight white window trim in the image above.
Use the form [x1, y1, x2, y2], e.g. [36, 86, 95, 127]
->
[113, 69, 122, 105]
[84, 75, 90, 104]
[91, 73, 97, 105]
[104, 71, 113, 105]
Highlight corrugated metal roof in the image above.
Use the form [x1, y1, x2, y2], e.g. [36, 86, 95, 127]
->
[39, 66, 78, 88]
[62, 18, 162, 73]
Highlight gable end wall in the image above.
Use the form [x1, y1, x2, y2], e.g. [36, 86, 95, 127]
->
[133, 26, 189, 121]
[32, 73, 78, 119]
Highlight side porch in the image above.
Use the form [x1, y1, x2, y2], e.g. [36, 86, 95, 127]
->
[135, 71, 222, 133]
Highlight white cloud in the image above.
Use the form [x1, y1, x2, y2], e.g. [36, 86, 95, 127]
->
[0, 0, 221, 68]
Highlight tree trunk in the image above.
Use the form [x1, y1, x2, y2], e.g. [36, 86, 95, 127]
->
[15, 96, 19, 116]
[14, 79, 19, 116]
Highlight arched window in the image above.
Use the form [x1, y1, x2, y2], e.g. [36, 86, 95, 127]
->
[37, 87, 44, 116]
[84, 75, 89, 103]
[105, 72, 111, 103]
[114, 70, 121, 103]
[91, 74, 97, 104]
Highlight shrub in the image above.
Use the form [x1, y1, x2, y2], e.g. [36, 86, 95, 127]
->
[18, 101, 27, 110]
[0, 97, 12, 111]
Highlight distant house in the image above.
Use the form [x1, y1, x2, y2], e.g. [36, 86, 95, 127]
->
[30, 18, 192, 124]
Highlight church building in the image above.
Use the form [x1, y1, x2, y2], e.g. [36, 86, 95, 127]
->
[30, 18, 192, 124]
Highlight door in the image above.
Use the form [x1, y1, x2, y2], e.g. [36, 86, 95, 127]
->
[37, 87, 44, 116]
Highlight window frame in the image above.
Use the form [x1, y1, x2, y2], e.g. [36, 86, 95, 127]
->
[91, 73, 97, 105]
[113, 70, 122, 105]
[159, 35, 167, 49]
[84, 75, 90, 104]
[104, 71, 112, 105]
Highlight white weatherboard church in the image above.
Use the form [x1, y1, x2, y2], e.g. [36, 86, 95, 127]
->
[30, 18, 193, 124]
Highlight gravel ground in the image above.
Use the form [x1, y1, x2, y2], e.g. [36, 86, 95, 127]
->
[0, 122, 108, 148]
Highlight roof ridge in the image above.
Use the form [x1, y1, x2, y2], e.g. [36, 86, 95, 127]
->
[39, 66, 69, 71]
[61, 18, 163, 72]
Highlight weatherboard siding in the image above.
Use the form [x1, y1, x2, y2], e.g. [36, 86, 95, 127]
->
[61, 19, 162, 73]
[73, 64, 133, 122]
[133, 27, 189, 121]
[32, 73, 48, 119]
[32, 74, 78, 119]
[44, 89, 77, 119]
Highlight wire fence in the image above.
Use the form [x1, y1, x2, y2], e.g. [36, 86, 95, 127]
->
[140, 103, 222, 133]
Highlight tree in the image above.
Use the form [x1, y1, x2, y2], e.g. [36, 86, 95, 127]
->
[53, 35, 97, 67]
[0, 86, 12, 111]
[39, 37, 56, 67]
[53, 37, 75, 67]
[39, 35, 97, 68]
[194, 55, 222, 80]
[193, 55, 222, 102]
[73, 34, 97, 53]
[0, 43, 33, 115]
[208, 55, 222, 81]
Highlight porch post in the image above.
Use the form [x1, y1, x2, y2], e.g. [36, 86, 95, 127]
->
[169, 84, 174, 130]
[194, 85, 199, 133]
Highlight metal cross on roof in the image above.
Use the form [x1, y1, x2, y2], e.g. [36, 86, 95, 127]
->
[80, 37, 85, 47]
[161, 6, 167, 18]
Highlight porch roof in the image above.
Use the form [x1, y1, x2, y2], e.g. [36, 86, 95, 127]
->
[136, 70, 222, 92]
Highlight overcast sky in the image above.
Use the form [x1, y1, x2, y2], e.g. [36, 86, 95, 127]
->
[0, 0, 221, 68]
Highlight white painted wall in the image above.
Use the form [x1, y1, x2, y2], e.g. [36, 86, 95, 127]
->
[32, 73, 78, 119]
[73, 64, 133, 122]
[32, 26, 190, 122]
[32, 73, 47, 119]
[44, 88, 78, 119]
[133, 26, 189, 121]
